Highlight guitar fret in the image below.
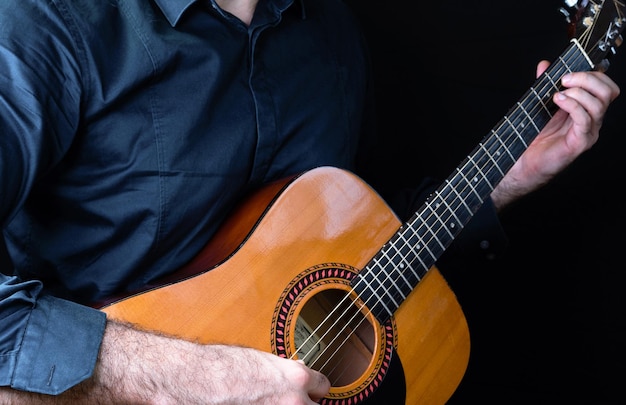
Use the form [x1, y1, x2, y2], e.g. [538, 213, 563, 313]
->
[490, 129, 516, 166]
[391, 263, 412, 297]
[445, 179, 472, 217]
[378, 249, 407, 302]
[530, 86, 552, 117]
[384, 245, 414, 296]
[431, 200, 455, 239]
[358, 270, 393, 318]
[543, 71, 561, 94]
[375, 254, 401, 300]
[390, 236, 422, 283]
[359, 241, 427, 319]
[421, 203, 447, 250]
[398, 224, 429, 275]
[378, 281, 402, 310]
[489, 126, 516, 175]
[504, 115, 529, 148]
[456, 167, 484, 204]
[479, 142, 505, 177]
[464, 155, 493, 195]
[411, 211, 438, 261]
[557, 54, 575, 74]
[517, 102, 541, 133]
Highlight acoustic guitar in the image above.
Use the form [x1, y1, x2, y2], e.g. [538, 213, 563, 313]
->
[101, 1, 625, 403]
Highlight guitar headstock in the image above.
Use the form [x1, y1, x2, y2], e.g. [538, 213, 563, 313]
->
[559, 0, 625, 70]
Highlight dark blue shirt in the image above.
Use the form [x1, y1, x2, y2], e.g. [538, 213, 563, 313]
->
[0, 0, 373, 394]
[0, 0, 505, 395]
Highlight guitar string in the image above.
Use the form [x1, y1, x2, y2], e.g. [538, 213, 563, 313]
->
[293, 43, 588, 379]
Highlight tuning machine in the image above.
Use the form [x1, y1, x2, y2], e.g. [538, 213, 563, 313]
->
[559, 0, 590, 24]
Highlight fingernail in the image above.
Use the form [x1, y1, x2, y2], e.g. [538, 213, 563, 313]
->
[556, 92, 567, 100]
[562, 74, 572, 84]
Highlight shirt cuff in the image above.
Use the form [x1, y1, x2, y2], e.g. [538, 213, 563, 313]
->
[10, 295, 106, 395]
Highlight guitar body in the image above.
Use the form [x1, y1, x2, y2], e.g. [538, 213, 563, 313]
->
[102, 167, 470, 404]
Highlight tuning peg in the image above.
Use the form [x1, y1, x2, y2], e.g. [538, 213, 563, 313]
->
[559, 0, 587, 24]
[559, 7, 572, 23]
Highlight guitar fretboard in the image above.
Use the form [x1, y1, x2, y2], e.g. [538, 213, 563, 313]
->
[353, 40, 594, 322]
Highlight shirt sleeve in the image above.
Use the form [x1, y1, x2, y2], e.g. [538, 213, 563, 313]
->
[0, 275, 106, 394]
[0, 2, 107, 395]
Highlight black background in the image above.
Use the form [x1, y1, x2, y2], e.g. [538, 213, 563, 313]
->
[348, 0, 625, 403]
[1, 1, 624, 403]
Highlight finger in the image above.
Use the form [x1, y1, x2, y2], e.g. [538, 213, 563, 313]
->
[556, 72, 619, 133]
[553, 90, 593, 127]
[561, 71, 620, 104]
[306, 370, 331, 402]
[536, 60, 551, 78]
[555, 86, 604, 125]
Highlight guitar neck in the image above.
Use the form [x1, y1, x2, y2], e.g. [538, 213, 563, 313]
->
[354, 40, 594, 322]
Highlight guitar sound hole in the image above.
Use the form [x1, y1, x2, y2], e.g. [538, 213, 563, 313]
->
[295, 289, 376, 387]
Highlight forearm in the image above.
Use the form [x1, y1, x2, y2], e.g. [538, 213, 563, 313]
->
[490, 182, 517, 212]
[0, 321, 198, 404]
[0, 320, 327, 404]
[0, 321, 159, 404]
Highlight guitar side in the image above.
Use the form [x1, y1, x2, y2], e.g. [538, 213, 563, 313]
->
[101, 166, 470, 404]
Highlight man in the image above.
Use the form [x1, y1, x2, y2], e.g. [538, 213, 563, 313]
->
[0, 0, 620, 403]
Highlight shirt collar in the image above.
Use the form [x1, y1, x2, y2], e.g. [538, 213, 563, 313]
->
[153, 0, 198, 26]
[154, 0, 306, 27]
